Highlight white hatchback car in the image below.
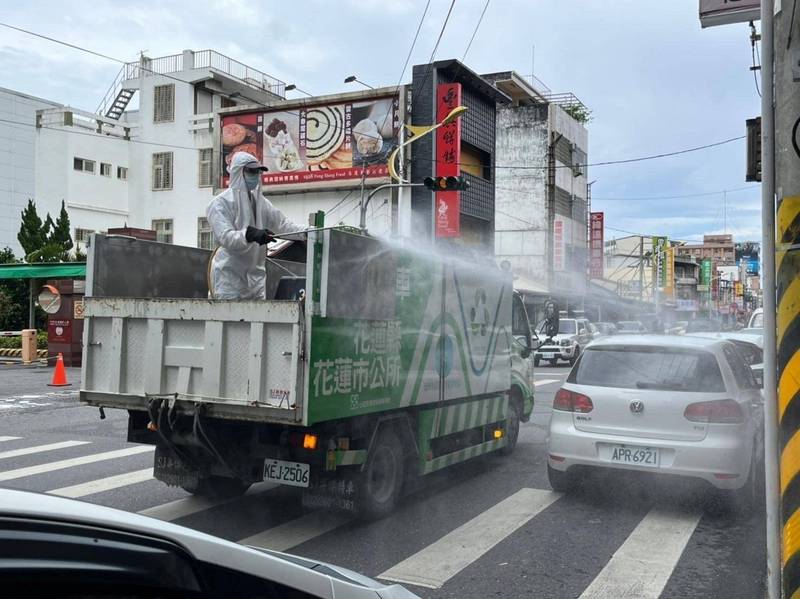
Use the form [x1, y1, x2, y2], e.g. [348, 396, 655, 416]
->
[547, 335, 763, 509]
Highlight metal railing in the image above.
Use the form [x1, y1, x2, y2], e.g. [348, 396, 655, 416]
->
[544, 92, 589, 112]
[193, 49, 285, 97]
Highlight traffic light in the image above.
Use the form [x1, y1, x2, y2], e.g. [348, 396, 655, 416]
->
[746, 117, 761, 182]
[423, 176, 470, 191]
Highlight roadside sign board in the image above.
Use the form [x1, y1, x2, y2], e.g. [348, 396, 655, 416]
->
[435, 83, 462, 238]
[590, 212, 604, 279]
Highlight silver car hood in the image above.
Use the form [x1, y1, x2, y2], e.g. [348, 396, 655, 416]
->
[0, 488, 418, 599]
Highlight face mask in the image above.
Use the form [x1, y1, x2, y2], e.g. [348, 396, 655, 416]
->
[244, 171, 261, 191]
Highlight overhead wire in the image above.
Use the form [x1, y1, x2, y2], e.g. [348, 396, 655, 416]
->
[413, 0, 458, 100]
[462, 0, 491, 62]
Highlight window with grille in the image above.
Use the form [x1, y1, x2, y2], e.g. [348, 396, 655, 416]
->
[152, 219, 173, 244]
[153, 84, 175, 123]
[73, 157, 95, 173]
[100, 163, 112, 177]
[152, 152, 173, 191]
[198, 149, 213, 187]
[197, 217, 214, 249]
[117, 166, 128, 180]
[74, 228, 94, 243]
[220, 96, 236, 108]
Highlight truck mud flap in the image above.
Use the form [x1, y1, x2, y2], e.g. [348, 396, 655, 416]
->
[301, 475, 358, 513]
[154, 444, 202, 490]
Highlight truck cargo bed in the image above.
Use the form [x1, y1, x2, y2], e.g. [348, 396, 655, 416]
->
[81, 297, 304, 424]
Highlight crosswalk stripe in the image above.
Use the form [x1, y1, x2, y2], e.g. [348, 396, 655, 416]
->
[578, 507, 701, 599]
[379, 488, 560, 589]
[0, 445, 154, 482]
[48, 468, 154, 498]
[0, 436, 22, 442]
[239, 511, 352, 552]
[0, 440, 90, 460]
[533, 379, 558, 387]
[139, 481, 278, 521]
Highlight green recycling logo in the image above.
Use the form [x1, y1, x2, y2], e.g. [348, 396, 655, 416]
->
[469, 289, 490, 336]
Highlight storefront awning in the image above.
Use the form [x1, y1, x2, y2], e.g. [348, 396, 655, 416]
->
[513, 274, 549, 295]
[0, 262, 86, 280]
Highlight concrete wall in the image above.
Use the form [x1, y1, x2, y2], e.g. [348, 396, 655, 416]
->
[493, 104, 549, 283]
[0, 88, 60, 255]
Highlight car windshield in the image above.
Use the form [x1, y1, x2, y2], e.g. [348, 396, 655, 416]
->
[569, 346, 726, 392]
[686, 319, 720, 332]
[558, 320, 577, 334]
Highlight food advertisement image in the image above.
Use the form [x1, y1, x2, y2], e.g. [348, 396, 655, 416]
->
[220, 113, 262, 186]
[220, 96, 398, 188]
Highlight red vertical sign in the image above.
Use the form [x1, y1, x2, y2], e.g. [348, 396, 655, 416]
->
[589, 212, 604, 279]
[435, 83, 462, 238]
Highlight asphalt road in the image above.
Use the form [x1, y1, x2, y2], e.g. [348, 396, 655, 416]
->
[0, 363, 766, 598]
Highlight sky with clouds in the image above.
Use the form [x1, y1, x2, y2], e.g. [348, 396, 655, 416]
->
[0, 0, 763, 243]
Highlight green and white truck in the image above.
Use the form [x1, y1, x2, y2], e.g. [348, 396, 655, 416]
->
[80, 220, 537, 518]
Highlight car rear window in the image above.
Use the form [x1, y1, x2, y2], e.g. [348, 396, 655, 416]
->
[559, 320, 576, 334]
[568, 346, 726, 392]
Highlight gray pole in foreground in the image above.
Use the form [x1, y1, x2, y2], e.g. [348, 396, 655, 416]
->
[759, 1, 778, 598]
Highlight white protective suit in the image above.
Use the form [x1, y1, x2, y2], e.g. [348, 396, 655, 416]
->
[207, 152, 307, 299]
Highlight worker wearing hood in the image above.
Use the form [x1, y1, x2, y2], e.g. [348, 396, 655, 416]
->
[206, 151, 307, 299]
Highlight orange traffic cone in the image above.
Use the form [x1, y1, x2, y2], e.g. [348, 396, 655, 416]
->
[48, 353, 70, 387]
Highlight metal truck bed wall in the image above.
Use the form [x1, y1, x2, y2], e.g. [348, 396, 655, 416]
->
[305, 230, 513, 425]
[81, 234, 305, 424]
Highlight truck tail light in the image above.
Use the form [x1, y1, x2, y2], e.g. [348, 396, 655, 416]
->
[684, 399, 744, 424]
[553, 388, 593, 413]
[303, 434, 318, 450]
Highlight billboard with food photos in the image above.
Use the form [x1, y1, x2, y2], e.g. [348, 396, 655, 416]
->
[220, 96, 399, 189]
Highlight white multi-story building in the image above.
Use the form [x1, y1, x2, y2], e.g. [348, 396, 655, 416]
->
[34, 50, 286, 249]
[0, 87, 61, 255]
[484, 71, 590, 307]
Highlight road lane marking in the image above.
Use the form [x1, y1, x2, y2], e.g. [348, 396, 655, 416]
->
[139, 481, 278, 521]
[0, 436, 22, 442]
[0, 440, 90, 460]
[0, 445, 154, 482]
[379, 488, 560, 589]
[533, 379, 559, 387]
[48, 468, 154, 498]
[578, 507, 701, 599]
[239, 511, 353, 552]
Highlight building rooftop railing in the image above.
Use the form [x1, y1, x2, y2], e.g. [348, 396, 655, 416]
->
[543, 92, 589, 114]
[97, 49, 285, 116]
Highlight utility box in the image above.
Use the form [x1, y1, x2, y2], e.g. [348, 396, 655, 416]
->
[45, 279, 85, 367]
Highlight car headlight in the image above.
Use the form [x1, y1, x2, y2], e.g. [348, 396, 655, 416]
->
[560, 339, 571, 347]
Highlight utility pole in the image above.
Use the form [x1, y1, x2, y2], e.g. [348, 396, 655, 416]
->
[772, 0, 800, 597]
[638, 236, 644, 302]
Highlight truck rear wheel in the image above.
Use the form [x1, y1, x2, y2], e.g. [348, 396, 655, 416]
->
[181, 475, 251, 499]
[500, 398, 521, 456]
[358, 428, 404, 520]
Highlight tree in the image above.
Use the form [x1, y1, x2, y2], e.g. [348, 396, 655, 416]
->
[0, 247, 37, 331]
[49, 200, 74, 260]
[17, 199, 47, 257]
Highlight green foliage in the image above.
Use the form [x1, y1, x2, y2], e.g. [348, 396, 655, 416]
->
[0, 330, 47, 350]
[49, 200, 74, 260]
[562, 104, 593, 125]
[17, 200, 47, 257]
[16, 199, 78, 263]
[0, 246, 46, 332]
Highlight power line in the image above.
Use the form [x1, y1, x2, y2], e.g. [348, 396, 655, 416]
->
[462, 0, 491, 62]
[590, 185, 758, 201]
[413, 0, 457, 100]
[377, 0, 432, 139]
